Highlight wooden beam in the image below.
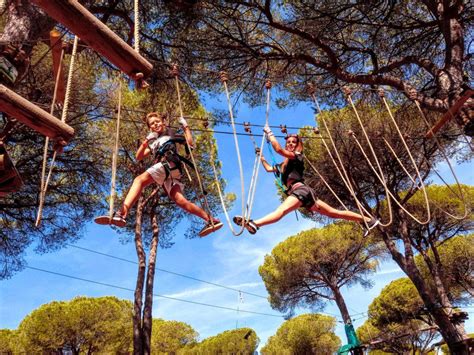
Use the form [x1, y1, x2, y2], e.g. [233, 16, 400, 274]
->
[31, 0, 153, 80]
[425, 90, 474, 138]
[0, 85, 75, 142]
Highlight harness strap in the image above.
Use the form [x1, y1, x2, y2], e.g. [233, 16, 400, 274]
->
[160, 152, 197, 186]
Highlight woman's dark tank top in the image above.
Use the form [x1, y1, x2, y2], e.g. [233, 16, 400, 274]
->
[277, 152, 305, 187]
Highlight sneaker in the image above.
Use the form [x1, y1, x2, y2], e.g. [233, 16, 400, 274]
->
[111, 212, 127, 228]
[363, 218, 380, 237]
[94, 212, 126, 227]
[198, 219, 223, 237]
[233, 215, 259, 235]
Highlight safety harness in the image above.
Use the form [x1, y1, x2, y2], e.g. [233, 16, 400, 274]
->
[154, 136, 194, 182]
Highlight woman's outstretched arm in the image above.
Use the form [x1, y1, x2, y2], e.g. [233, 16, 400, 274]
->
[264, 125, 296, 159]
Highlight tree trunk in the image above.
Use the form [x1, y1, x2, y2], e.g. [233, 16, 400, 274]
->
[437, 1, 472, 129]
[0, 1, 56, 83]
[0, 1, 55, 49]
[133, 196, 146, 355]
[419, 244, 451, 309]
[332, 286, 351, 324]
[382, 219, 469, 354]
[332, 286, 363, 355]
[142, 213, 160, 355]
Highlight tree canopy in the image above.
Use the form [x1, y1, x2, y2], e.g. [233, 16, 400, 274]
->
[259, 222, 384, 323]
[151, 318, 198, 354]
[357, 277, 439, 354]
[260, 313, 341, 355]
[415, 233, 474, 302]
[17, 296, 133, 354]
[180, 327, 259, 354]
[1, 1, 473, 352]
[0, 42, 110, 278]
[145, 0, 474, 132]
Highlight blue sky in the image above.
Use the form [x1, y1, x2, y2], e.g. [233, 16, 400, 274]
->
[1, 92, 473, 350]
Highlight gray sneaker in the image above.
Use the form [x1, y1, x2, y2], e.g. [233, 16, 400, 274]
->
[233, 215, 259, 234]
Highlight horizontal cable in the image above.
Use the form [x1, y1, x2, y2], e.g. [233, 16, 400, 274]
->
[66, 243, 268, 299]
[26, 266, 284, 318]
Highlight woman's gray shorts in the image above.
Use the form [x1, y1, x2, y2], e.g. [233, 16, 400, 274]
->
[288, 182, 318, 209]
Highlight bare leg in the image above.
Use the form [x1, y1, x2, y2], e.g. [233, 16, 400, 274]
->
[120, 172, 155, 217]
[253, 196, 302, 227]
[311, 199, 371, 223]
[169, 185, 210, 221]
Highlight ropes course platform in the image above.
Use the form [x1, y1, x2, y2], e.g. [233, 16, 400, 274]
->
[0, 142, 22, 196]
[0, 84, 74, 143]
[31, 0, 153, 80]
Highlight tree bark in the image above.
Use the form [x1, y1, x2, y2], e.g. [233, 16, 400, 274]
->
[332, 286, 351, 324]
[0, 1, 55, 50]
[332, 286, 363, 355]
[0, 1, 56, 83]
[142, 213, 160, 355]
[133, 196, 146, 355]
[384, 218, 469, 354]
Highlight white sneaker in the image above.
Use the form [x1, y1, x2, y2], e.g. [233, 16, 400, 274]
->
[363, 218, 380, 237]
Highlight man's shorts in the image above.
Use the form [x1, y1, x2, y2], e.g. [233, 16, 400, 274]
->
[146, 162, 184, 196]
[288, 182, 318, 209]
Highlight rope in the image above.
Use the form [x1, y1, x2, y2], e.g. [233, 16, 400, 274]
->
[35, 36, 78, 227]
[378, 92, 431, 224]
[413, 100, 469, 220]
[350, 132, 432, 225]
[209, 136, 244, 236]
[244, 80, 271, 221]
[60, 36, 78, 123]
[134, 0, 140, 53]
[219, 71, 246, 235]
[36, 48, 65, 227]
[266, 141, 286, 194]
[304, 88, 350, 211]
[303, 155, 349, 211]
[343, 90, 394, 227]
[308, 90, 375, 229]
[383, 138, 419, 187]
[172, 65, 213, 221]
[109, 80, 122, 220]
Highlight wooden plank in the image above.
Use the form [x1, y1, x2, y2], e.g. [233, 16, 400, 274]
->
[31, 0, 153, 80]
[425, 90, 474, 138]
[0, 84, 75, 142]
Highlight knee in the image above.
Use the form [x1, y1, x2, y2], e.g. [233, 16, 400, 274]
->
[173, 194, 188, 208]
[134, 174, 148, 187]
[326, 208, 341, 218]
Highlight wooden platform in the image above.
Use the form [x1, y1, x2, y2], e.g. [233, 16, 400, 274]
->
[0, 84, 74, 142]
[31, 0, 153, 80]
[0, 143, 22, 196]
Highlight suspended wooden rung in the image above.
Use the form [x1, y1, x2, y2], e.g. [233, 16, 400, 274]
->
[31, 0, 153, 81]
[0, 84, 74, 143]
[0, 143, 22, 196]
[425, 90, 474, 138]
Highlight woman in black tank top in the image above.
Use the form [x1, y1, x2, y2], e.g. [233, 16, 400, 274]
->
[233, 126, 379, 236]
